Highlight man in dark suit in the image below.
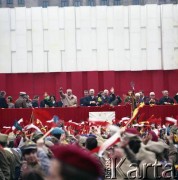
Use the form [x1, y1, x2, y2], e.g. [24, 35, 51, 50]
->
[0, 91, 8, 108]
[80, 90, 89, 106]
[84, 89, 97, 106]
[145, 92, 159, 105]
[159, 90, 174, 105]
[174, 93, 178, 103]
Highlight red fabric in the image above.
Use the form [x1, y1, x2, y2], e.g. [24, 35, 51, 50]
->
[0, 105, 178, 129]
[0, 105, 131, 129]
[0, 70, 178, 102]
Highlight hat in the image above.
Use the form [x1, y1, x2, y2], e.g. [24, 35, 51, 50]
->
[32, 131, 43, 142]
[50, 145, 103, 177]
[124, 128, 139, 138]
[51, 127, 64, 135]
[21, 141, 37, 154]
[0, 133, 8, 143]
[148, 131, 158, 142]
[20, 92, 26, 96]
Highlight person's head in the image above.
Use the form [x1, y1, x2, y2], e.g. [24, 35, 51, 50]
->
[89, 89, 95, 96]
[66, 89, 72, 96]
[103, 89, 109, 96]
[51, 127, 65, 140]
[0, 91, 6, 98]
[139, 91, 144, 98]
[19, 92, 27, 98]
[83, 90, 89, 97]
[21, 141, 38, 165]
[135, 93, 140, 100]
[32, 131, 43, 143]
[149, 92, 155, 99]
[7, 96, 13, 103]
[49, 145, 103, 180]
[33, 95, 39, 101]
[162, 90, 169, 97]
[85, 137, 98, 151]
[128, 90, 132, 96]
[148, 131, 158, 142]
[50, 95, 56, 101]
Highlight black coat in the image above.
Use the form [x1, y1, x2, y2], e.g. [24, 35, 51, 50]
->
[85, 96, 97, 106]
[0, 97, 8, 108]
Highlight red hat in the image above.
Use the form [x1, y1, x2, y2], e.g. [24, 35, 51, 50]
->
[125, 128, 139, 135]
[149, 131, 158, 142]
[50, 145, 103, 177]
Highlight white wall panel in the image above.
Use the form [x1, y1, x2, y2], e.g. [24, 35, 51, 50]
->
[140, 6, 146, 28]
[26, 8, 32, 29]
[76, 7, 92, 71]
[32, 7, 45, 72]
[140, 28, 146, 49]
[91, 8, 96, 28]
[173, 5, 178, 26]
[27, 30, 32, 51]
[10, 9, 16, 30]
[75, 8, 81, 29]
[42, 8, 48, 29]
[107, 7, 114, 28]
[108, 28, 114, 50]
[108, 50, 114, 70]
[162, 5, 178, 70]
[11, 31, 16, 51]
[48, 5, 60, 72]
[43, 30, 49, 51]
[129, 6, 141, 70]
[123, 7, 129, 28]
[47, 6, 60, 74]
[11, 52, 16, 72]
[44, 51, 48, 72]
[63, 7, 76, 71]
[96, 7, 108, 70]
[141, 49, 147, 70]
[174, 27, 178, 47]
[0, 5, 178, 73]
[91, 29, 97, 50]
[15, 8, 27, 72]
[0, 9, 11, 73]
[58, 8, 64, 29]
[59, 30, 65, 50]
[48, 51, 61, 72]
[27, 52, 33, 72]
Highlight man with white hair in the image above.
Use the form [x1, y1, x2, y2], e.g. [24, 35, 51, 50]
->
[59, 88, 77, 107]
[145, 92, 159, 105]
[159, 90, 174, 105]
[101, 89, 110, 104]
[134, 92, 141, 108]
[85, 89, 97, 106]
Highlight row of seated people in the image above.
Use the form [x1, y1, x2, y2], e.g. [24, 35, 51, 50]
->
[0, 88, 178, 108]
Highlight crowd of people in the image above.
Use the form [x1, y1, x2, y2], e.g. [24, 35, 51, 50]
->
[0, 114, 178, 180]
[0, 88, 178, 109]
[0, 88, 178, 179]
